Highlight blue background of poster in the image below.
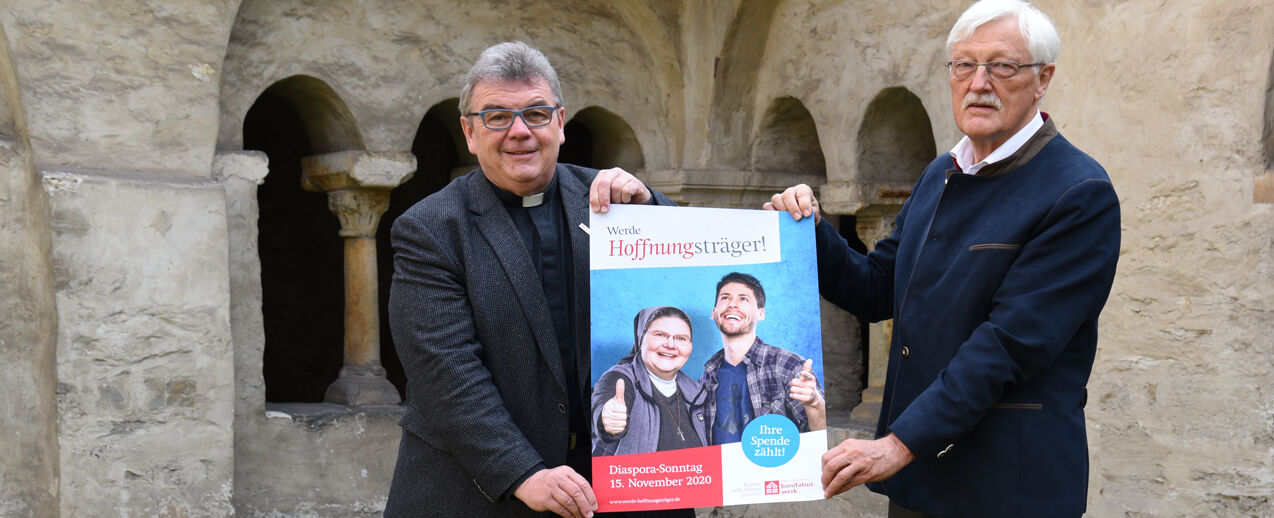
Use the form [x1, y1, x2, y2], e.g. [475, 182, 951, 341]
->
[590, 212, 823, 385]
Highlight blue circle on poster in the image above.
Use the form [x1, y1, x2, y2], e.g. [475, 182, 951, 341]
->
[742, 414, 800, 468]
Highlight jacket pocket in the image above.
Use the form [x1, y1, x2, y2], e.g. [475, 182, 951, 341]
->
[968, 243, 1021, 251]
[991, 402, 1043, 410]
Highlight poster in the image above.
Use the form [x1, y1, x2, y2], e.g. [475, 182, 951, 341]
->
[588, 204, 826, 512]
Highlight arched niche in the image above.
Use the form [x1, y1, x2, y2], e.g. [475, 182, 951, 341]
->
[262, 75, 365, 154]
[752, 96, 827, 177]
[244, 76, 364, 403]
[560, 106, 645, 172]
[374, 98, 470, 394]
[856, 87, 935, 185]
[705, 1, 781, 169]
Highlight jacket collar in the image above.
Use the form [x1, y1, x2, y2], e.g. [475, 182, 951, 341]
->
[947, 115, 1059, 180]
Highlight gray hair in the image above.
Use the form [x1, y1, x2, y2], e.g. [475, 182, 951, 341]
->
[459, 41, 564, 114]
[946, 0, 1061, 65]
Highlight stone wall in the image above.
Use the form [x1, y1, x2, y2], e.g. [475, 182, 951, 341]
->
[0, 0, 1270, 516]
[44, 173, 235, 516]
[2, 0, 236, 177]
[1052, 2, 1274, 514]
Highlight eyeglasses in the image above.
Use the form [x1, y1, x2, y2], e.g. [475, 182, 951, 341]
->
[646, 330, 691, 347]
[465, 105, 559, 130]
[946, 60, 1042, 81]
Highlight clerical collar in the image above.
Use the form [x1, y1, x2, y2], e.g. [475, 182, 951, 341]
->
[641, 362, 678, 397]
[520, 192, 544, 207]
[488, 174, 557, 208]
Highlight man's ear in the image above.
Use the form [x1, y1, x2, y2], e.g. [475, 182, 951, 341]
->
[461, 116, 478, 155]
[1034, 63, 1055, 102]
[757, 307, 766, 322]
[556, 106, 567, 146]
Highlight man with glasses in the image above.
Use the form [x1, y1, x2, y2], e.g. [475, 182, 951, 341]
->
[385, 41, 675, 518]
[699, 272, 826, 446]
[766, 1, 1120, 516]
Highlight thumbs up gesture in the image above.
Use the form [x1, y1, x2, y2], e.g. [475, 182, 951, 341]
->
[789, 359, 823, 407]
[601, 378, 630, 435]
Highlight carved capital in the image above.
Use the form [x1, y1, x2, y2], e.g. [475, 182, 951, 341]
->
[326, 188, 390, 237]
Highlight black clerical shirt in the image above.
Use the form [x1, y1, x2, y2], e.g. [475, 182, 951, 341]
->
[489, 174, 589, 476]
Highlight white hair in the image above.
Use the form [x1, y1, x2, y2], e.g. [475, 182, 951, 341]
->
[946, 0, 1061, 65]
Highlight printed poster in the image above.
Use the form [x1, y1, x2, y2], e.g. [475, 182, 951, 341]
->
[588, 204, 826, 512]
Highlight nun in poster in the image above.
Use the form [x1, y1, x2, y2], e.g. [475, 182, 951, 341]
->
[591, 306, 709, 456]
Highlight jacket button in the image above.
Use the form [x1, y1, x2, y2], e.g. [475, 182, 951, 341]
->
[558, 403, 567, 414]
[900, 346, 910, 358]
[937, 444, 954, 458]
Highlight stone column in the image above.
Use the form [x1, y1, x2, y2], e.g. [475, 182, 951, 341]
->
[301, 151, 415, 406]
[214, 151, 270, 417]
[848, 204, 901, 429]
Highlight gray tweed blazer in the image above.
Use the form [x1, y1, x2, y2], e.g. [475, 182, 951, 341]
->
[384, 163, 673, 517]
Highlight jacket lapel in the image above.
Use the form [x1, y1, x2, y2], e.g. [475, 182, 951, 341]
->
[557, 166, 593, 394]
[468, 171, 567, 394]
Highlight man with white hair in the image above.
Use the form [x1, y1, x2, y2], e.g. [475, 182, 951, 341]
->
[766, 1, 1120, 516]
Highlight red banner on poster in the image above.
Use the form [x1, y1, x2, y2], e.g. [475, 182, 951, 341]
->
[592, 444, 723, 512]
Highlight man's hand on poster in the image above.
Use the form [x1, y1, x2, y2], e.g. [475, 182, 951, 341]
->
[601, 378, 629, 435]
[763, 183, 821, 224]
[590, 167, 652, 214]
[789, 359, 823, 407]
[821, 433, 914, 498]
[514, 465, 598, 518]
[789, 358, 827, 430]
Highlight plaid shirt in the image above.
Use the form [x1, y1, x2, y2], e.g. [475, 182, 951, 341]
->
[699, 337, 821, 444]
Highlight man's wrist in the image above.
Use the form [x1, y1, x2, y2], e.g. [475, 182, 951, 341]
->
[886, 433, 915, 463]
[506, 463, 546, 502]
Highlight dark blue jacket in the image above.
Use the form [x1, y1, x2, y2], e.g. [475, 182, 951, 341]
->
[817, 120, 1120, 517]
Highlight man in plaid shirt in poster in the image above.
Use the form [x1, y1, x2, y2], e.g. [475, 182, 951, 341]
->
[699, 272, 827, 445]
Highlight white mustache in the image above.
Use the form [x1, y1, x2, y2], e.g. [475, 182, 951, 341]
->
[962, 92, 1002, 110]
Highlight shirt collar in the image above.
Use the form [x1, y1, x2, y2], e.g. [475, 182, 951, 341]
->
[487, 172, 558, 208]
[949, 111, 1044, 176]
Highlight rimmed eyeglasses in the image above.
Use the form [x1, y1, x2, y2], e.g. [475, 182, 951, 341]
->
[645, 330, 691, 347]
[946, 60, 1042, 80]
[465, 105, 560, 130]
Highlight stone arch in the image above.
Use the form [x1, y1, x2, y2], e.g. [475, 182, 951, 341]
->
[1259, 48, 1274, 203]
[560, 106, 646, 171]
[260, 75, 365, 154]
[244, 76, 364, 402]
[752, 96, 827, 177]
[706, 1, 781, 169]
[856, 87, 935, 185]
[0, 23, 59, 516]
[1264, 50, 1274, 172]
